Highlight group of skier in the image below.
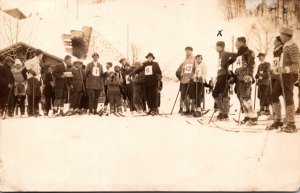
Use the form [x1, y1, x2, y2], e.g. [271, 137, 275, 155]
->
[0, 51, 162, 118]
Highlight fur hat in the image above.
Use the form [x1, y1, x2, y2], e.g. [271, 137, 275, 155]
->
[280, 27, 294, 36]
[145, 53, 155, 59]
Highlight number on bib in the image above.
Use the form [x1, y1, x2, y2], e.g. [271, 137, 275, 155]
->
[125, 75, 130, 84]
[145, 66, 153, 75]
[184, 64, 193, 74]
[272, 57, 279, 69]
[92, 67, 100, 76]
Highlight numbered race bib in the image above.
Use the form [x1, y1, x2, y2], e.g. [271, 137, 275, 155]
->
[125, 75, 130, 84]
[184, 63, 193, 74]
[272, 57, 279, 70]
[145, 65, 153, 76]
[235, 56, 243, 70]
[217, 58, 222, 70]
[92, 66, 100, 76]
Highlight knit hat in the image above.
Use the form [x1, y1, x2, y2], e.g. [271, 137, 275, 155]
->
[257, 53, 266, 58]
[216, 41, 225, 48]
[280, 27, 294, 36]
[14, 59, 22, 66]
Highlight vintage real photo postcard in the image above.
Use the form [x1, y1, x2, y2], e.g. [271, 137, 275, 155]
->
[0, 0, 299, 192]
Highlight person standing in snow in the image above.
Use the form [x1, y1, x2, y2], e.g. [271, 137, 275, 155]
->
[85, 52, 104, 115]
[52, 55, 72, 116]
[269, 27, 300, 133]
[176, 46, 196, 115]
[130, 53, 162, 115]
[192, 55, 207, 117]
[0, 57, 15, 117]
[228, 37, 257, 125]
[12, 59, 26, 117]
[25, 49, 43, 117]
[213, 41, 236, 120]
[43, 65, 55, 116]
[65, 60, 85, 116]
[255, 53, 271, 116]
[79, 64, 89, 114]
[119, 58, 130, 111]
[101, 62, 113, 115]
[107, 65, 123, 114]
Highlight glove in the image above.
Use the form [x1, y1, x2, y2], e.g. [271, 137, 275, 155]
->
[243, 75, 252, 83]
[7, 84, 13, 89]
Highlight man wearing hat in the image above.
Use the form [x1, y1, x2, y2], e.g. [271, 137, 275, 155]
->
[255, 53, 271, 115]
[0, 56, 15, 117]
[85, 52, 104, 115]
[130, 53, 162, 115]
[269, 27, 300, 133]
[213, 41, 237, 120]
[175, 46, 196, 115]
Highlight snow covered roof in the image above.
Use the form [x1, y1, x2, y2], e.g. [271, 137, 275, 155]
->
[3, 8, 27, 20]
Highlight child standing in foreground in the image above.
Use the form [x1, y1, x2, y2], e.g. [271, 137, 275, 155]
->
[107, 65, 123, 114]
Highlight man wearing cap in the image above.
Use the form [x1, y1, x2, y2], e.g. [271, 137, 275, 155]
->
[85, 52, 104, 115]
[213, 41, 237, 120]
[130, 53, 162, 115]
[231, 37, 258, 125]
[255, 53, 271, 115]
[25, 49, 43, 117]
[176, 46, 196, 115]
[269, 27, 300, 133]
[0, 57, 15, 117]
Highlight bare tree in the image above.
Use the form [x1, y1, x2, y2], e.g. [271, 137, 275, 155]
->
[130, 43, 141, 64]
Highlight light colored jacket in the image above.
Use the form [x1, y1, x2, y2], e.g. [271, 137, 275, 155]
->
[194, 61, 207, 83]
[176, 54, 196, 84]
[25, 56, 41, 80]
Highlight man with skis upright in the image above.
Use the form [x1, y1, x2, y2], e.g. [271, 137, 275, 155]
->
[213, 41, 236, 120]
[232, 37, 257, 125]
[176, 46, 196, 115]
[269, 27, 300, 133]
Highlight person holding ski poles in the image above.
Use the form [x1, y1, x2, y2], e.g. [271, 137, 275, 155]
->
[255, 53, 271, 116]
[176, 46, 196, 115]
[192, 54, 207, 117]
[213, 41, 236, 120]
[269, 27, 300, 133]
[25, 49, 44, 117]
[0, 57, 15, 118]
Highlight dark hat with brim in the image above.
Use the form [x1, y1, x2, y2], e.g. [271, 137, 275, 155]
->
[119, 58, 126, 63]
[146, 53, 155, 59]
[92, 52, 99, 57]
[185, 46, 193, 51]
[257, 53, 266, 58]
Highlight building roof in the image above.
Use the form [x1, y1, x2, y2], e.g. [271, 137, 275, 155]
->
[3, 8, 27, 19]
[0, 41, 63, 62]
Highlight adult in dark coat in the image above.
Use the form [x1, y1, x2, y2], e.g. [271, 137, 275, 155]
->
[52, 55, 72, 116]
[85, 52, 104, 115]
[0, 57, 15, 117]
[130, 53, 162, 115]
[43, 65, 55, 116]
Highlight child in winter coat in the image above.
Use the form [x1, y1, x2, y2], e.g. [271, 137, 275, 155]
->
[12, 59, 26, 116]
[43, 65, 55, 116]
[107, 65, 123, 114]
[101, 62, 113, 114]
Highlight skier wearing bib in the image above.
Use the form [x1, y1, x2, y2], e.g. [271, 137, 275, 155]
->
[213, 41, 236, 120]
[176, 46, 196, 115]
[130, 53, 162, 115]
[269, 27, 300, 133]
[232, 37, 257, 125]
[191, 55, 207, 117]
[85, 52, 104, 115]
[255, 53, 271, 116]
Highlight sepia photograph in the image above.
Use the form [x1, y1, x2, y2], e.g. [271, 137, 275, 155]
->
[0, 0, 299, 192]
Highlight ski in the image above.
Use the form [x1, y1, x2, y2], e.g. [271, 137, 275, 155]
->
[211, 121, 267, 133]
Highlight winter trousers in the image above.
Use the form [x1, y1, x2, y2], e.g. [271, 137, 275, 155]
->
[213, 74, 230, 115]
[88, 89, 102, 112]
[258, 84, 270, 110]
[104, 85, 109, 106]
[109, 94, 122, 112]
[44, 91, 55, 113]
[14, 95, 26, 115]
[54, 88, 67, 109]
[70, 91, 83, 109]
[133, 83, 146, 112]
[271, 74, 298, 123]
[145, 85, 159, 110]
[124, 84, 134, 111]
[0, 92, 14, 116]
[27, 95, 41, 116]
[79, 91, 89, 110]
[236, 80, 256, 118]
[181, 82, 195, 111]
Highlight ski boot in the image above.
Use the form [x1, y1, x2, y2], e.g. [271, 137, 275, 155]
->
[295, 108, 300, 115]
[65, 110, 75, 116]
[240, 117, 250, 125]
[193, 111, 202, 117]
[246, 117, 257, 126]
[281, 123, 298, 133]
[182, 109, 191, 116]
[216, 113, 224, 120]
[267, 121, 284, 130]
[88, 109, 94, 115]
[178, 107, 183, 114]
[221, 114, 229, 120]
[264, 107, 271, 116]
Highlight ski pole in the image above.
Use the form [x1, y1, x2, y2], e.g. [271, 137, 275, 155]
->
[170, 85, 180, 114]
[237, 106, 242, 125]
[33, 78, 35, 116]
[195, 80, 198, 112]
[254, 79, 258, 110]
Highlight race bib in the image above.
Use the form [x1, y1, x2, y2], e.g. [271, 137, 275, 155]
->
[184, 63, 193, 74]
[272, 57, 279, 69]
[125, 75, 130, 84]
[235, 56, 243, 69]
[145, 65, 153, 76]
[92, 66, 100, 76]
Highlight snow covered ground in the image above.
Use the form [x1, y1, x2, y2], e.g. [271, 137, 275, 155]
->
[0, 81, 299, 191]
